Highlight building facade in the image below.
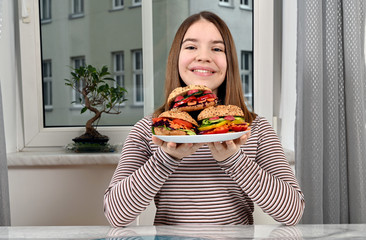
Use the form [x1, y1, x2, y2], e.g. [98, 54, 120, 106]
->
[40, 0, 252, 127]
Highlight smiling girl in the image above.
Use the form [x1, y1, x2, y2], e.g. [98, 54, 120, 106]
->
[104, 11, 304, 227]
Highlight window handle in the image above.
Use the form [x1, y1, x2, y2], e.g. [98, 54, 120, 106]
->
[21, 0, 30, 23]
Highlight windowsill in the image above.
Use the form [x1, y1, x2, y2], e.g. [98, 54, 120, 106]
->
[7, 147, 121, 167]
[7, 147, 294, 167]
[129, 4, 142, 9]
[240, 6, 253, 11]
[109, 7, 124, 12]
[69, 14, 85, 20]
[41, 19, 52, 24]
[218, 4, 235, 9]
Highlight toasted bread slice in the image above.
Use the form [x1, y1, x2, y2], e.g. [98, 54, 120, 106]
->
[197, 105, 244, 121]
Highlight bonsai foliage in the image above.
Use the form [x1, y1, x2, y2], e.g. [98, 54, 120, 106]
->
[65, 64, 127, 141]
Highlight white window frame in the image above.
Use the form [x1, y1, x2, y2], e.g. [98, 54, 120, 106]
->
[112, 0, 124, 10]
[218, 0, 233, 8]
[71, 57, 86, 107]
[40, 0, 51, 23]
[113, 51, 126, 106]
[132, 49, 143, 106]
[240, 51, 253, 109]
[132, 0, 142, 7]
[42, 59, 53, 110]
[113, 51, 125, 88]
[16, 0, 275, 149]
[70, 0, 84, 18]
[240, 0, 253, 10]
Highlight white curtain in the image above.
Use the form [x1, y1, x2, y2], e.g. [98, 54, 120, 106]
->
[296, 0, 366, 223]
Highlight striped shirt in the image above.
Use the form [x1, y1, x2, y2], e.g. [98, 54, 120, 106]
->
[104, 116, 305, 227]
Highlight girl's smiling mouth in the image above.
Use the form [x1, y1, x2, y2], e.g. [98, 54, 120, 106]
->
[190, 67, 216, 76]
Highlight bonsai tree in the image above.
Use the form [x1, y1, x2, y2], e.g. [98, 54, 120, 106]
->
[65, 64, 127, 144]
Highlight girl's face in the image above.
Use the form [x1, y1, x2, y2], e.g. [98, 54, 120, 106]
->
[178, 19, 227, 95]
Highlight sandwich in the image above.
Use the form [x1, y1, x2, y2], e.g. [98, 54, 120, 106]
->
[197, 105, 249, 134]
[152, 110, 198, 135]
[168, 85, 217, 112]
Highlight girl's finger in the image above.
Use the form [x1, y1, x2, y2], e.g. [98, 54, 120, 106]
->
[225, 140, 237, 152]
[152, 135, 163, 146]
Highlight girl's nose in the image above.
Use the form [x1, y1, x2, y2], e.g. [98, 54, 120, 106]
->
[196, 49, 211, 62]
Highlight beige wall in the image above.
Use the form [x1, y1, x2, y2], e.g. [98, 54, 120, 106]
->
[8, 164, 116, 226]
[8, 163, 276, 226]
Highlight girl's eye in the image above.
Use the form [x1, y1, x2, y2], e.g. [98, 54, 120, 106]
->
[213, 47, 224, 52]
[185, 46, 196, 50]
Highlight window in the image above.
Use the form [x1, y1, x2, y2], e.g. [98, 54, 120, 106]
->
[40, 0, 51, 23]
[132, 0, 142, 7]
[218, 0, 233, 8]
[71, 0, 84, 18]
[132, 50, 143, 105]
[241, 51, 253, 109]
[240, 0, 253, 10]
[16, 0, 278, 149]
[113, 52, 125, 88]
[71, 57, 86, 106]
[112, 0, 124, 10]
[42, 60, 52, 110]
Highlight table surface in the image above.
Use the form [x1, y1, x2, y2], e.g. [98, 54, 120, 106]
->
[0, 224, 365, 239]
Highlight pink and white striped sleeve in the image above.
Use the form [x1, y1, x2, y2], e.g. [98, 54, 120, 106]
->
[218, 117, 305, 225]
[103, 117, 180, 227]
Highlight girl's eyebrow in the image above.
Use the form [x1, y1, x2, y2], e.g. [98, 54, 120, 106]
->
[182, 38, 224, 45]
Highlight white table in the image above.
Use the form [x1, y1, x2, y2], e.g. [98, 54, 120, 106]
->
[0, 224, 365, 239]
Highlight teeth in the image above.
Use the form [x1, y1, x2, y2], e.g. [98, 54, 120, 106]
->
[193, 69, 212, 73]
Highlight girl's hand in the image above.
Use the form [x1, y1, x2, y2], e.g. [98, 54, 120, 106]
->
[207, 131, 251, 162]
[152, 135, 204, 160]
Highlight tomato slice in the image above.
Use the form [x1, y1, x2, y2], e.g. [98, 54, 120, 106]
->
[152, 117, 164, 124]
[224, 116, 235, 121]
[209, 116, 220, 121]
[173, 96, 197, 108]
[174, 95, 184, 102]
[172, 118, 193, 129]
[230, 124, 248, 132]
[187, 89, 200, 96]
[196, 94, 216, 102]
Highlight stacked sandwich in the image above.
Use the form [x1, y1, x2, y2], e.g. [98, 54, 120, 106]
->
[152, 85, 249, 136]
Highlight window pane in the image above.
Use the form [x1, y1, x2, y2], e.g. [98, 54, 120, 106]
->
[152, 0, 253, 110]
[240, 51, 253, 109]
[40, 0, 143, 127]
[42, 60, 52, 108]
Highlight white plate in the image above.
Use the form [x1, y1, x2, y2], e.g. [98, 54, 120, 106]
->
[154, 131, 249, 143]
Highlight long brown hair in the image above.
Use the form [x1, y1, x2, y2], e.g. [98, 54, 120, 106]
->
[153, 11, 257, 124]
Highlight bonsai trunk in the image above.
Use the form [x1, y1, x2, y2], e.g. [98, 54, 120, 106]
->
[72, 113, 109, 144]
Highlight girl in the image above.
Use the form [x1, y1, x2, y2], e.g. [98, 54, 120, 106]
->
[104, 11, 304, 227]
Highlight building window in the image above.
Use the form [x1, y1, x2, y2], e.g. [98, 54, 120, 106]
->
[133, 50, 143, 105]
[71, 0, 84, 18]
[71, 57, 86, 106]
[112, 0, 124, 10]
[42, 60, 53, 110]
[132, 0, 142, 7]
[113, 52, 125, 89]
[40, 0, 52, 23]
[241, 51, 253, 109]
[240, 0, 252, 10]
[218, 0, 233, 8]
